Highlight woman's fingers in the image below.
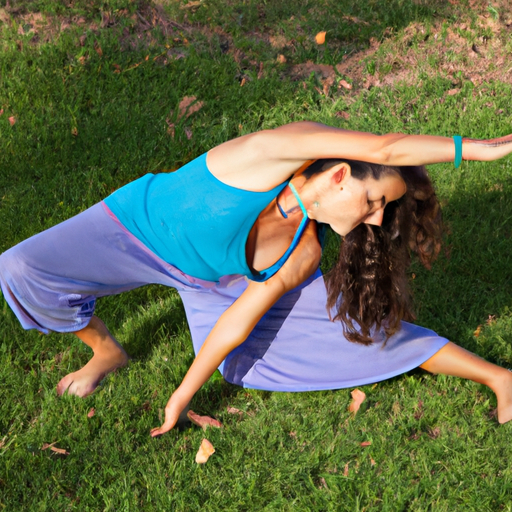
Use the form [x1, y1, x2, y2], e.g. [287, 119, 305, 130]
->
[150, 399, 181, 437]
[150, 417, 176, 437]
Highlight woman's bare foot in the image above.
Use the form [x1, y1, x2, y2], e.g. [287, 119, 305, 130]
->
[56, 316, 129, 397]
[420, 342, 512, 424]
[491, 369, 512, 424]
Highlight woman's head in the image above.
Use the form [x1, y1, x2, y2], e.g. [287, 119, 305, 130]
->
[302, 159, 407, 236]
[303, 159, 443, 345]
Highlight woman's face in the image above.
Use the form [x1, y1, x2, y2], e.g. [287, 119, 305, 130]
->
[313, 171, 407, 236]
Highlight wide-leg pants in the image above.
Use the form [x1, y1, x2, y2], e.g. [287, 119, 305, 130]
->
[0, 202, 449, 391]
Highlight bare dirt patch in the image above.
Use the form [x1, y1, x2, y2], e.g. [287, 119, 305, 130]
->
[335, 14, 512, 91]
[2, 0, 512, 93]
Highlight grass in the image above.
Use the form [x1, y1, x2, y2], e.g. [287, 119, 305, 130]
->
[2, 0, 512, 510]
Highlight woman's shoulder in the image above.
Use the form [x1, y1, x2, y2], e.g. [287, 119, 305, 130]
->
[206, 126, 315, 192]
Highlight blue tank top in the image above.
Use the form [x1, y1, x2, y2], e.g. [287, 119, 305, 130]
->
[104, 152, 311, 282]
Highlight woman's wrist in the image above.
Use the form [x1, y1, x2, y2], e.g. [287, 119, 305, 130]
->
[453, 135, 463, 168]
[170, 387, 193, 411]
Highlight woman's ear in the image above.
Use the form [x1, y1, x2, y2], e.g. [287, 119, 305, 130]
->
[330, 162, 351, 186]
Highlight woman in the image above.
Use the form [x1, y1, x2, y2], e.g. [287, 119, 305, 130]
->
[1, 122, 512, 437]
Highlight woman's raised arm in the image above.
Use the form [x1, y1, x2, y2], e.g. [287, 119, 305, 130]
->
[208, 122, 512, 191]
[264, 122, 512, 166]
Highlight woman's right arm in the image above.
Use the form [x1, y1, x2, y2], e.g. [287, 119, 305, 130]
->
[150, 222, 322, 437]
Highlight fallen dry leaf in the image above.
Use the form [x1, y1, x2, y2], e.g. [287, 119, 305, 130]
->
[348, 388, 366, 415]
[360, 441, 372, 447]
[8, 116, 16, 126]
[226, 406, 243, 416]
[0, 108, 3, 116]
[181, 0, 202, 10]
[277, 54, 287, 64]
[257, 62, 264, 79]
[195, 438, 215, 464]
[87, 408, 95, 418]
[338, 79, 352, 90]
[474, 325, 482, 338]
[318, 477, 328, 490]
[187, 410, 223, 430]
[41, 442, 70, 455]
[315, 31, 327, 45]
[447, 88, 460, 96]
[240, 77, 246, 87]
[343, 463, 349, 477]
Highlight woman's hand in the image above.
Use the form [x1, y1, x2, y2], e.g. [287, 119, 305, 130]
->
[150, 392, 189, 437]
[462, 134, 512, 162]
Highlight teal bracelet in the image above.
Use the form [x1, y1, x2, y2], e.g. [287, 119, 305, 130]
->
[453, 135, 463, 168]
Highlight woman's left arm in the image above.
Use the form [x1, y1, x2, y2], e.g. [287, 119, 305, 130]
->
[150, 224, 322, 437]
[209, 123, 512, 192]
[263, 122, 512, 167]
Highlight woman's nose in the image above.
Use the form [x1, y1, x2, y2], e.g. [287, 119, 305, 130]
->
[364, 208, 384, 227]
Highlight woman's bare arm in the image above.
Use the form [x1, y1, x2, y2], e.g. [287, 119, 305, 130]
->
[207, 122, 512, 191]
[150, 223, 321, 437]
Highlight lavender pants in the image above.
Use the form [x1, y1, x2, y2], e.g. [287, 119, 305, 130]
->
[0, 202, 449, 390]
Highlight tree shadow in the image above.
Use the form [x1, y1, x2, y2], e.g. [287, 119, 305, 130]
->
[411, 177, 512, 358]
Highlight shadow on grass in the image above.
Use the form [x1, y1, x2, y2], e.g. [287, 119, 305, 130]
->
[411, 178, 512, 359]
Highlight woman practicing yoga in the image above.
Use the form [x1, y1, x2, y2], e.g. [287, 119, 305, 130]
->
[1, 122, 512, 437]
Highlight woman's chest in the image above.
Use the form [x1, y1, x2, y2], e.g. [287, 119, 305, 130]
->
[245, 201, 304, 272]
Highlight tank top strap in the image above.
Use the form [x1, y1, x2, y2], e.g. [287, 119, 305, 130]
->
[250, 182, 310, 282]
[288, 182, 308, 218]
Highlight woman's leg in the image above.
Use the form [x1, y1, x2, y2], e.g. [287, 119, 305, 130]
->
[56, 316, 129, 397]
[0, 202, 196, 397]
[420, 342, 512, 423]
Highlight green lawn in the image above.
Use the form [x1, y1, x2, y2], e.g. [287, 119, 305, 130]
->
[2, 1, 512, 510]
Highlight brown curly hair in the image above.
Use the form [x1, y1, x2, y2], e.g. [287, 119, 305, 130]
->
[306, 159, 443, 345]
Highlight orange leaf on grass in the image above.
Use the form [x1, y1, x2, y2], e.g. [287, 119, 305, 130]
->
[348, 388, 366, 415]
[195, 438, 215, 464]
[187, 410, 223, 430]
[41, 442, 70, 455]
[360, 441, 372, 447]
[8, 116, 16, 126]
[315, 31, 326, 44]
[87, 408, 95, 418]
[338, 79, 352, 90]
